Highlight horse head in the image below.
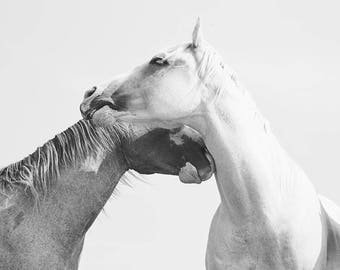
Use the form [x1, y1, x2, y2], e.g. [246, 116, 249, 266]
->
[122, 124, 215, 184]
[79, 19, 237, 130]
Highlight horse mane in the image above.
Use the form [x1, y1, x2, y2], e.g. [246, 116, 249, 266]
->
[0, 120, 130, 201]
[196, 43, 270, 131]
[196, 44, 242, 98]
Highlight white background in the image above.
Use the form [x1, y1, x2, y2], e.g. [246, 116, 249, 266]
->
[1, 0, 340, 269]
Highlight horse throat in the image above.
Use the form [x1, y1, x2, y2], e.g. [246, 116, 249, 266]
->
[191, 87, 318, 226]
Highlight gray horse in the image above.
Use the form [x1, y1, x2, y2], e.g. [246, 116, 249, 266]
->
[0, 119, 214, 270]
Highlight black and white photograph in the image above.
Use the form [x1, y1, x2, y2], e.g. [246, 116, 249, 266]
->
[0, 0, 339, 269]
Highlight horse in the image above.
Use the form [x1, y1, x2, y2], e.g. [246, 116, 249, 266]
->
[0, 119, 214, 270]
[80, 20, 340, 269]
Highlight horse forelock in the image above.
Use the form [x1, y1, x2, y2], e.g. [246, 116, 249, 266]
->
[0, 120, 131, 203]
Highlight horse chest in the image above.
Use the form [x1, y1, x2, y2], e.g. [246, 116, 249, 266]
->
[206, 205, 300, 270]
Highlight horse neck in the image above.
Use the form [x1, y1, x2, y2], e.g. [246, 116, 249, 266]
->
[29, 147, 127, 250]
[191, 84, 314, 225]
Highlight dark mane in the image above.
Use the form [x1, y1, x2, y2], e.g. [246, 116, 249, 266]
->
[0, 120, 130, 201]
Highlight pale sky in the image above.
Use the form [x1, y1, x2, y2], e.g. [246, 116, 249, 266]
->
[1, 0, 340, 269]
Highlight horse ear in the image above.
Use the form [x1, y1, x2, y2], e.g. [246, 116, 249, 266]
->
[192, 17, 203, 48]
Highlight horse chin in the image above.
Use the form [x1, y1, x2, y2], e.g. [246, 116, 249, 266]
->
[179, 151, 215, 184]
[179, 161, 213, 184]
[179, 162, 203, 184]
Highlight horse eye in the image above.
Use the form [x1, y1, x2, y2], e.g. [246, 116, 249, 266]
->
[149, 56, 169, 66]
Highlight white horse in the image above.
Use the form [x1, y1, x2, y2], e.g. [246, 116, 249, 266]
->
[80, 20, 340, 269]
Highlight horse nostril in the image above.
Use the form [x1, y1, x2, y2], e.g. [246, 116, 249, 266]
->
[84, 86, 97, 99]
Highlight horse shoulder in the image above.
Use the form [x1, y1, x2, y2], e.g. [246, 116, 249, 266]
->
[318, 194, 340, 269]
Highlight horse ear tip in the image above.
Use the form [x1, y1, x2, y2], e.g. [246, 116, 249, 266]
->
[192, 16, 203, 48]
[195, 17, 201, 29]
